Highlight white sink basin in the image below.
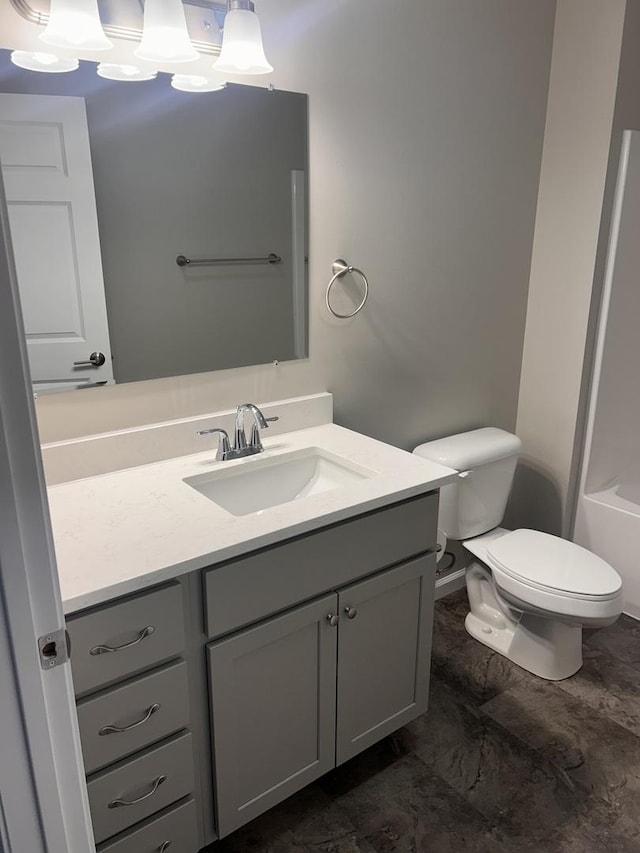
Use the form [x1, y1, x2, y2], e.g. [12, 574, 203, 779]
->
[183, 447, 377, 516]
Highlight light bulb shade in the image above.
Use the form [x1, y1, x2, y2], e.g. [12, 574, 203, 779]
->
[40, 0, 112, 51]
[171, 74, 226, 93]
[214, 7, 273, 75]
[11, 50, 79, 73]
[135, 0, 199, 63]
[97, 63, 157, 82]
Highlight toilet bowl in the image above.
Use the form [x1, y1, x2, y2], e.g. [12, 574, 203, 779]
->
[462, 527, 622, 680]
[414, 428, 623, 680]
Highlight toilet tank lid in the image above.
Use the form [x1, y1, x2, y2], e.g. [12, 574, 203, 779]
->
[413, 428, 521, 471]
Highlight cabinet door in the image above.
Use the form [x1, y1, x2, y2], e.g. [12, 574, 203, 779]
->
[207, 594, 338, 838]
[336, 553, 435, 765]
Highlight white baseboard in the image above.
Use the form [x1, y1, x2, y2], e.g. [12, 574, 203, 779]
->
[435, 567, 466, 600]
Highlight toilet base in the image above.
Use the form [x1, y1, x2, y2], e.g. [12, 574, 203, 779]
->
[465, 564, 583, 681]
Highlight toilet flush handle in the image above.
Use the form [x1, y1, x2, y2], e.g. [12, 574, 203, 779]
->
[458, 470, 471, 479]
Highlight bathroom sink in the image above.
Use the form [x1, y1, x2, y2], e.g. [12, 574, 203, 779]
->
[183, 447, 376, 516]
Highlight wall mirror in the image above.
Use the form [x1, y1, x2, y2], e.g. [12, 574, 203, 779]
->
[0, 49, 308, 392]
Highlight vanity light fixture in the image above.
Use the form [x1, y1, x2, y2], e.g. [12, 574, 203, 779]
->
[171, 73, 226, 93]
[214, 0, 272, 75]
[97, 63, 157, 82]
[39, 0, 112, 51]
[135, 0, 200, 64]
[10, 50, 79, 73]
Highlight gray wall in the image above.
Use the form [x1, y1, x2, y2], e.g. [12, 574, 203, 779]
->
[512, 0, 626, 535]
[34, 0, 557, 448]
[511, 0, 640, 537]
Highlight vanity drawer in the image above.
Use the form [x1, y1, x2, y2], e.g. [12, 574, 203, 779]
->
[67, 583, 185, 696]
[87, 731, 194, 845]
[204, 492, 438, 639]
[97, 797, 198, 853]
[77, 660, 190, 775]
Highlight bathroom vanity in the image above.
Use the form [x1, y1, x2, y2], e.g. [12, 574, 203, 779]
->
[49, 406, 455, 851]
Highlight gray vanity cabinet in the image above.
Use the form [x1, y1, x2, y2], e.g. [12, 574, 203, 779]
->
[67, 581, 200, 852]
[207, 594, 338, 837]
[67, 583, 185, 697]
[335, 554, 433, 764]
[207, 552, 436, 839]
[67, 492, 438, 848]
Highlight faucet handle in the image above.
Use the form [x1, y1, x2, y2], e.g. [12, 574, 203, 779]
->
[249, 416, 279, 450]
[197, 427, 231, 461]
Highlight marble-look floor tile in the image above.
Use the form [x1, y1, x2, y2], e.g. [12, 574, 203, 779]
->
[210, 783, 358, 853]
[481, 679, 640, 815]
[206, 595, 640, 853]
[555, 645, 640, 739]
[325, 752, 513, 853]
[309, 837, 379, 853]
[544, 796, 640, 853]
[585, 614, 640, 670]
[431, 596, 529, 704]
[397, 677, 585, 844]
[319, 734, 413, 800]
[432, 588, 469, 619]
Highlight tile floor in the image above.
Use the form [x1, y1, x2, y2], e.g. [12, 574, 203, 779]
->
[207, 590, 640, 853]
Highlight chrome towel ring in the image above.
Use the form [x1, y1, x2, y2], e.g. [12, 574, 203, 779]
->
[326, 259, 369, 319]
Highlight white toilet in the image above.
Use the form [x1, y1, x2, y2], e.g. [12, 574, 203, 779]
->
[414, 427, 623, 680]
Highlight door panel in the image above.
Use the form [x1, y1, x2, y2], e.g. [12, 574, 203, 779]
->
[208, 594, 338, 838]
[0, 92, 113, 388]
[9, 202, 83, 335]
[0, 119, 66, 170]
[336, 554, 435, 765]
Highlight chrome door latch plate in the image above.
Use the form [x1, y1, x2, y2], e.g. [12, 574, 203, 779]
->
[38, 628, 70, 670]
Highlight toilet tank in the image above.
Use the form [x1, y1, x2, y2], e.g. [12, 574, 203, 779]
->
[413, 427, 521, 540]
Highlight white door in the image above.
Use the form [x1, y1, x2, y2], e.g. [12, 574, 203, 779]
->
[0, 147, 94, 851]
[0, 92, 114, 391]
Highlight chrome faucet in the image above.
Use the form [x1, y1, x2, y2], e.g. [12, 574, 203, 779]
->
[197, 403, 278, 461]
[232, 403, 278, 458]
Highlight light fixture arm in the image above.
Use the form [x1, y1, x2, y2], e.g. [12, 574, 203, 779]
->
[228, 0, 255, 11]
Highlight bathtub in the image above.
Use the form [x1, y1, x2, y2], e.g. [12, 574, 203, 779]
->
[575, 487, 640, 619]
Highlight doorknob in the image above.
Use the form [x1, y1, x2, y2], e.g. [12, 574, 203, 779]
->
[73, 351, 106, 367]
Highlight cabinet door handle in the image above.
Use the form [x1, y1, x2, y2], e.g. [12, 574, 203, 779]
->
[343, 606, 358, 620]
[326, 613, 339, 627]
[89, 625, 155, 655]
[108, 774, 166, 808]
[158, 842, 173, 852]
[98, 703, 161, 736]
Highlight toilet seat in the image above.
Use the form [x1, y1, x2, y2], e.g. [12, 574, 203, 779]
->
[464, 528, 623, 623]
[486, 529, 622, 600]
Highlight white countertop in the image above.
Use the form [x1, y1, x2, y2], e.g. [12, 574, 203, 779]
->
[49, 424, 456, 614]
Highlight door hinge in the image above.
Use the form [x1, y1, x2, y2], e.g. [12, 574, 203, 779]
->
[38, 628, 70, 670]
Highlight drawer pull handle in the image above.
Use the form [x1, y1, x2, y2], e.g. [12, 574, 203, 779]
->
[108, 774, 166, 808]
[159, 843, 173, 852]
[344, 606, 358, 620]
[89, 625, 155, 655]
[98, 703, 161, 736]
